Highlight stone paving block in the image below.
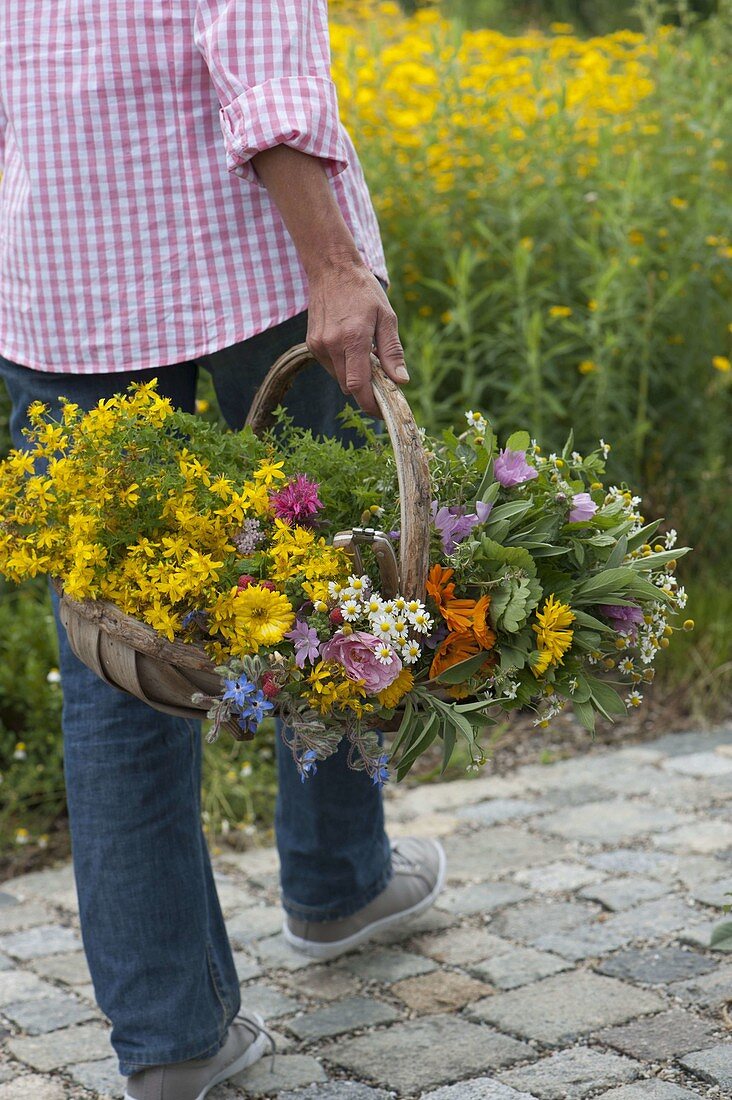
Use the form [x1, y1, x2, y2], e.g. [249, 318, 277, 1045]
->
[536, 896, 704, 962]
[513, 861, 605, 894]
[421, 1080, 535, 1099]
[598, 1009, 718, 1061]
[28, 950, 91, 985]
[534, 924, 637, 963]
[579, 877, 671, 911]
[440, 827, 568, 881]
[391, 969, 492, 1013]
[225, 906, 283, 946]
[499, 1046, 641, 1098]
[0, 957, 11, 972]
[338, 946, 437, 983]
[437, 882, 530, 916]
[662, 751, 732, 777]
[0, 896, 18, 909]
[372, 907, 456, 944]
[471, 946, 571, 989]
[412, 925, 509, 966]
[280, 1084, 392, 1100]
[390, 812, 461, 839]
[6, 1021, 112, 1071]
[690, 878, 732, 908]
[387, 775, 530, 819]
[455, 799, 546, 825]
[284, 964, 361, 1003]
[644, 727, 732, 757]
[0, 1075, 67, 1100]
[2, 991, 97, 1033]
[0, 904, 53, 936]
[539, 783, 612, 807]
[672, 854, 731, 890]
[491, 899, 600, 944]
[321, 1015, 534, 1094]
[232, 1053, 327, 1095]
[678, 1043, 732, 1088]
[654, 821, 732, 854]
[0, 924, 82, 960]
[284, 995, 400, 1041]
[233, 950, 264, 983]
[0, 970, 57, 1007]
[469, 971, 665, 1046]
[253, 934, 323, 971]
[598, 1083, 703, 1099]
[668, 962, 732, 1008]
[587, 849, 679, 879]
[241, 982, 300, 1019]
[66, 1056, 125, 1098]
[535, 800, 690, 844]
[677, 920, 719, 949]
[597, 946, 718, 985]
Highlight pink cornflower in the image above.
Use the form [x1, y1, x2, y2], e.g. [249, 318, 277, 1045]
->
[270, 475, 323, 524]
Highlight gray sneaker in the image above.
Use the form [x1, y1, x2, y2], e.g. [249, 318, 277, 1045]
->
[282, 836, 447, 960]
[124, 1011, 276, 1100]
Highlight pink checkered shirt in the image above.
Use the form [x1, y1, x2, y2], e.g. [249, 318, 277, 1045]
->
[0, 2, 388, 374]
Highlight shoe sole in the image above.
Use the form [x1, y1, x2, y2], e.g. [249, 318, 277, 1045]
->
[282, 838, 447, 961]
[124, 1012, 271, 1100]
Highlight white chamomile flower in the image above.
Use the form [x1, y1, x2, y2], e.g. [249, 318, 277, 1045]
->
[347, 574, 370, 596]
[410, 610, 434, 634]
[364, 595, 384, 617]
[619, 657, 635, 674]
[465, 410, 488, 433]
[503, 681, 519, 699]
[46, 668, 61, 684]
[391, 617, 409, 637]
[393, 596, 407, 612]
[548, 452, 558, 462]
[571, 451, 583, 464]
[375, 643, 396, 665]
[328, 581, 344, 600]
[381, 600, 396, 616]
[405, 599, 422, 615]
[664, 528, 678, 549]
[373, 614, 396, 641]
[340, 599, 361, 622]
[676, 585, 687, 609]
[626, 689, 643, 707]
[401, 640, 422, 664]
[568, 677, 579, 694]
[599, 438, 611, 457]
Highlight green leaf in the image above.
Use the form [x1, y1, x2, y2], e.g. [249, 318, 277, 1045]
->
[485, 500, 534, 525]
[626, 519, 662, 551]
[440, 722, 457, 776]
[605, 534, 628, 570]
[625, 547, 691, 572]
[573, 698, 596, 733]
[571, 609, 615, 633]
[561, 429, 575, 460]
[573, 567, 634, 603]
[395, 712, 439, 779]
[505, 430, 531, 452]
[710, 921, 732, 952]
[586, 677, 627, 721]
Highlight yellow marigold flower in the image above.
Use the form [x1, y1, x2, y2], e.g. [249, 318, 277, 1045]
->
[669, 197, 688, 210]
[549, 305, 572, 318]
[587, 299, 598, 311]
[195, 399, 210, 414]
[578, 359, 597, 374]
[531, 594, 575, 678]
[234, 586, 294, 649]
[712, 356, 730, 373]
[377, 669, 414, 709]
[627, 229, 645, 245]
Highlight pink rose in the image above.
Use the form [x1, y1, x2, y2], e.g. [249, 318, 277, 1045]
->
[321, 631, 402, 693]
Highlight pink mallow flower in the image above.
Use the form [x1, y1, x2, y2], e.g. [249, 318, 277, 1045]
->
[494, 448, 539, 488]
[431, 499, 493, 554]
[270, 475, 323, 525]
[598, 603, 645, 640]
[285, 620, 321, 669]
[568, 492, 598, 523]
[321, 631, 402, 693]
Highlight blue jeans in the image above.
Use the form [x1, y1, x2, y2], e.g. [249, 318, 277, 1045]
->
[0, 307, 393, 1076]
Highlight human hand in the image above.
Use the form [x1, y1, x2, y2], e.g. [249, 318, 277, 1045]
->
[305, 260, 409, 418]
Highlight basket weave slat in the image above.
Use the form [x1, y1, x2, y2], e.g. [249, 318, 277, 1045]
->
[56, 344, 433, 720]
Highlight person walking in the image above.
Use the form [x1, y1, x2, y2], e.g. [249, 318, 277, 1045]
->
[0, 3, 446, 1098]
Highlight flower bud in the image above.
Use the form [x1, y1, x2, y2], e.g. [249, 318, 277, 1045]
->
[237, 574, 255, 589]
[683, 619, 695, 631]
[329, 608, 344, 626]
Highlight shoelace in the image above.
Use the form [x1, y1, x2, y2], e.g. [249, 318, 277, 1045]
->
[235, 1011, 277, 1074]
[391, 847, 417, 872]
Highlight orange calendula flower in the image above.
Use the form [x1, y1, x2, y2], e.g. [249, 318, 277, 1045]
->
[426, 563, 456, 608]
[429, 631, 481, 679]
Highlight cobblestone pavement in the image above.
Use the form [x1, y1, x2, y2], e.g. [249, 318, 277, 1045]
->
[1, 725, 732, 1099]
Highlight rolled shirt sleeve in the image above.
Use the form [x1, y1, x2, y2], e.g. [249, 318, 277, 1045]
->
[194, 0, 350, 187]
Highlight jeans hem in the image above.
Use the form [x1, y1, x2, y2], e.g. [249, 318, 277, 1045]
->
[281, 851, 394, 922]
[117, 1001, 240, 1078]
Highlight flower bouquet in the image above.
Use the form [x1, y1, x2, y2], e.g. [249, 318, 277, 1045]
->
[0, 347, 691, 787]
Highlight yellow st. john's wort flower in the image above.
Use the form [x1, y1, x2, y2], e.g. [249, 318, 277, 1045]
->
[531, 594, 576, 677]
[376, 668, 414, 709]
[306, 661, 369, 716]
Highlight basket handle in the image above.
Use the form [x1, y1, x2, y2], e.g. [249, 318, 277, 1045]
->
[245, 343, 431, 600]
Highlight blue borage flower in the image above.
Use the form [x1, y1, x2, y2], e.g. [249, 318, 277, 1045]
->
[297, 748, 319, 783]
[372, 753, 390, 788]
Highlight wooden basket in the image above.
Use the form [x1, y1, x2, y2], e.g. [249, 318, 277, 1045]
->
[55, 344, 432, 729]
